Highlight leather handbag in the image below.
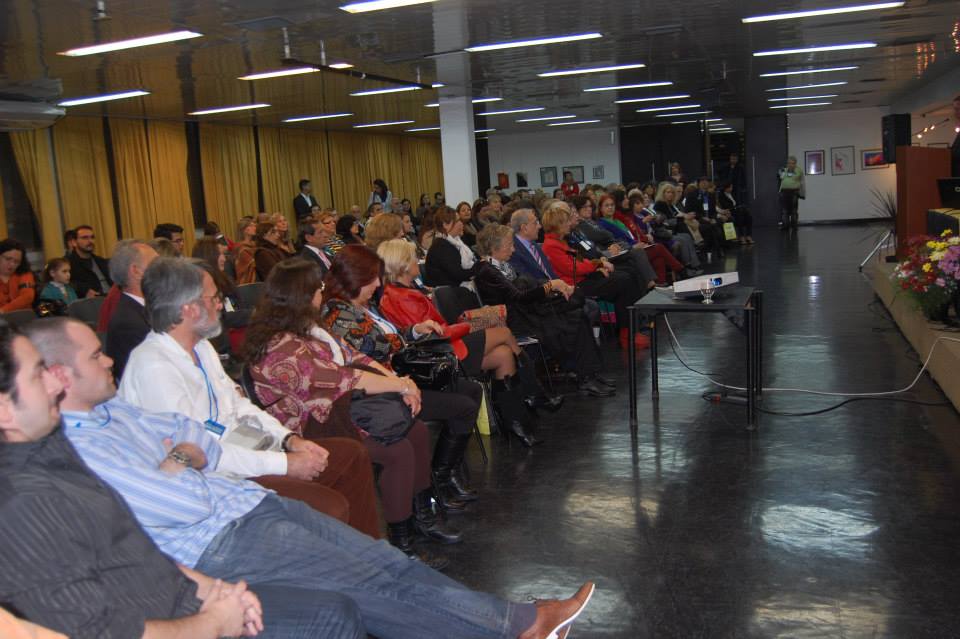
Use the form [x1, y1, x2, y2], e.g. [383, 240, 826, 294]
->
[391, 336, 459, 391]
[348, 391, 414, 445]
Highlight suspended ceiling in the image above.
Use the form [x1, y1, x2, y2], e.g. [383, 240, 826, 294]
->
[1, 0, 959, 136]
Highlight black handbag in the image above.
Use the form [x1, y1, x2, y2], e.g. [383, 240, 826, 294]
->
[390, 336, 459, 391]
[348, 391, 414, 445]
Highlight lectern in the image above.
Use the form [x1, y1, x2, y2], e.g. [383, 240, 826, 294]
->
[896, 146, 950, 255]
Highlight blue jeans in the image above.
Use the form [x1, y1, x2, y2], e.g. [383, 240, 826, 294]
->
[195, 495, 537, 639]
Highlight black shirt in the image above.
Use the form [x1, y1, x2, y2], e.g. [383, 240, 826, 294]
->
[68, 252, 112, 298]
[0, 427, 201, 638]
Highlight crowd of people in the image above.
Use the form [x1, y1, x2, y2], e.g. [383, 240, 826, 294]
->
[0, 169, 755, 637]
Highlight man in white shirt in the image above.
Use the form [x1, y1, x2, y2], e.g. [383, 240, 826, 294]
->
[119, 257, 381, 538]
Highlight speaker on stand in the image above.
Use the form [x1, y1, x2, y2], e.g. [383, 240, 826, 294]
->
[882, 113, 911, 164]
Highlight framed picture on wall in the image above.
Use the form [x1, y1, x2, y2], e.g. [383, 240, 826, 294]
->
[861, 148, 888, 170]
[540, 166, 558, 187]
[497, 172, 510, 189]
[516, 172, 528, 188]
[804, 150, 825, 175]
[562, 165, 585, 183]
[592, 165, 605, 180]
[830, 146, 855, 175]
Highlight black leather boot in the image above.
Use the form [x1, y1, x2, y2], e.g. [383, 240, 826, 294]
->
[413, 491, 463, 545]
[433, 430, 479, 502]
[516, 351, 564, 413]
[492, 376, 541, 447]
[386, 517, 450, 571]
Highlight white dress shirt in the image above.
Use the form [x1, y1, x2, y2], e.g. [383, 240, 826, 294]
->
[119, 331, 290, 478]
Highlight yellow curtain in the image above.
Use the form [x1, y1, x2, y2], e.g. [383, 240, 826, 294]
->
[327, 131, 404, 212]
[398, 137, 444, 206]
[109, 118, 157, 241]
[51, 117, 119, 256]
[9, 129, 64, 261]
[257, 127, 332, 228]
[199, 124, 259, 226]
[146, 121, 195, 254]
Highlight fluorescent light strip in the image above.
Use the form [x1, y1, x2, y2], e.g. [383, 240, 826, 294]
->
[584, 81, 673, 92]
[189, 103, 270, 115]
[329, 63, 354, 70]
[58, 90, 149, 107]
[406, 126, 441, 132]
[759, 65, 858, 77]
[670, 120, 700, 124]
[476, 107, 545, 116]
[547, 119, 601, 127]
[768, 94, 838, 101]
[538, 62, 645, 77]
[350, 86, 422, 96]
[754, 42, 876, 56]
[614, 94, 690, 104]
[340, 0, 438, 13]
[352, 120, 415, 128]
[425, 97, 502, 107]
[466, 32, 602, 53]
[283, 113, 353, 123]
[766, 82, 847, 91]
[636, 104, 701, 113]
[743, 2, 903, 23]
[475, 128, 496, 133]
[239, 67, 319, 80]
[655, 110, 711, 117]
[516, 115, 578, 122]
[58, 30, 202, 56]
[769, 102, 833, 108]
[432, 83, 445, 88]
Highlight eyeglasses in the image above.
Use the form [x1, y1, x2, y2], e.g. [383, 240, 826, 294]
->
[198, 293, 224, 305]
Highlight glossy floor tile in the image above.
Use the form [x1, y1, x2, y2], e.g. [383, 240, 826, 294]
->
[443, 225, 960, 638]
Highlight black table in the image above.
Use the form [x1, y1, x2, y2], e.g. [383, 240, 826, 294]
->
[627, 285, 763, 429]
[927, 208, 960, 237]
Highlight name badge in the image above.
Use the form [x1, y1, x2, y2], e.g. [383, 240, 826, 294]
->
[204, 419, 226, 438]
[223, 297, 236, 313]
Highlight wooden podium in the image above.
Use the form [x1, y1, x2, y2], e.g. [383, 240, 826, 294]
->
[896, 145, 950, 254]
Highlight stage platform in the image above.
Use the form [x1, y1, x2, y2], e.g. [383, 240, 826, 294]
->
[865, 259, 960, 413]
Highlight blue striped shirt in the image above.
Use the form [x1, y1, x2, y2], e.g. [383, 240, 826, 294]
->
[62, 398, 267, 568]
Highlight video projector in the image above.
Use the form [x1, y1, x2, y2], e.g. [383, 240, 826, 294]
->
[671, 272, 740, 298]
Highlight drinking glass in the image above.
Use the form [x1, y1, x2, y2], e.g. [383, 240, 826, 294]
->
[699, 279, 716, 304]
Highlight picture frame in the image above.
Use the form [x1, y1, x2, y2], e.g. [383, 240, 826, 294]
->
[540, 166, 558, 187]
[861, 148, 888, 170]
[830, 146, 855, 176]
[562, 165, 585, 184]
[592, 165, 605, 180]
[497, 172, 509, 189]
[516, 172, 528, 188]
[804, 150, 825, 176]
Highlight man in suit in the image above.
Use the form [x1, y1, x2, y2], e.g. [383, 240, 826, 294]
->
[297, 215, 334, 277]
[507, 206, 556, 282]
[68, 225, 112, 298]
[104, 240, 158, 380]
[293, 179, 319, 218]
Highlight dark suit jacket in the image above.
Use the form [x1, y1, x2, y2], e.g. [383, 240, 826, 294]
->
[105, 293, 150, 380]
[298, 246, 332, 278]
[508, 236, 557, 283]
[423, 236, 479, 287]
[68, 253, 112, 298]
[293, 193, 319, 218]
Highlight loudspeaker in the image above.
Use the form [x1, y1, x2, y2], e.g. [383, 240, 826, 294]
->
[882, 113, 911, 164]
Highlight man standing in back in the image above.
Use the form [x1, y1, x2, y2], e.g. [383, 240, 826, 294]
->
[294, 179, 319, 218]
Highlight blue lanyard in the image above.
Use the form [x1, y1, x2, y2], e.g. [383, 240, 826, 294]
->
[73, 404, 112, 429]
[366, 306, 399, 334]
[195, 349, 219, 423]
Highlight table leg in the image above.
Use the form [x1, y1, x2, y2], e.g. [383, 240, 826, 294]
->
[650, 313, 659, 399]
[754, 290, 763, 400]
[628, 306, 638, 428]
[745, 303, 756, 430]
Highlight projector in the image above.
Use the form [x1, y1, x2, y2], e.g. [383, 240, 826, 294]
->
[672, 271, 740, 298]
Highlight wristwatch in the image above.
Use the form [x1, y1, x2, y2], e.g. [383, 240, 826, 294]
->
[281, 433, 297, 452]
[167, 449, 192, 467]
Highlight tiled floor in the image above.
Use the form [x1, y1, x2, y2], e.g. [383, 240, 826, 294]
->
[441, 225, 960, 638]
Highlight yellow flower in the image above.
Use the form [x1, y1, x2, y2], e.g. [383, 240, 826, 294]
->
[922, 262, 933, 272]
[931, 250, 946, 261]
[942, 229, 953, 237]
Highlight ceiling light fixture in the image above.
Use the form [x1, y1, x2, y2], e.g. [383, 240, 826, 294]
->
[754, 42, 877, 56]
[425, 97, 503, 107]
[475, 128, 496, 133]
[769, 102, 833, 108]
[350, 85, 422, 96]
[58, 30, 203, 56]
[635, 104, 701, 113]
[655, 110, 711, 117]
[759, 65, 858, 77]
[547, 119, 602, 126]
[614, 94, 691, 104]
[516, 115, 578, 122]
[768, 94, 839, 101]
[476, 107, 545, 116]
[670, 120, 701, 124]
[329, 62, 355, 70]
[766, 82, 848, 91]
[239, 67, 319, 80]
[283, 113, 354, 123]
[537, 62, 645, 77]
[406, 126, 441, 132]
[743, 2, 903, 23]
[189, 103, 270, 116]
[431, 82, 445, 88]
[583, 81, 673, 92]
[353, 120, 416, 128]
[466, 32, 602, 53]
[340, 0, 438, 13]
[58, 90, 150, 107]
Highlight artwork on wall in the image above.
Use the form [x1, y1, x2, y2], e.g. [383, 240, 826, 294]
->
[540, 166, 558, 187]
[562, 165, 585, 183]
[497, 172, 509, 189]
[516, 172, 528, 188]
[830, 146, 855, 176]
[861, 148, 888, 170]
[804, 150, 825, 176]
[592, 165, 605, 180]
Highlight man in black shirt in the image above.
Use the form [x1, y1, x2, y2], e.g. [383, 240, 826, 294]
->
[67, 225, 112, 297]
[716, 153, 747, 203]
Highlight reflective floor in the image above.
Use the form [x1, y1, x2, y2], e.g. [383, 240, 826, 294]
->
[444, 225, 960, 638]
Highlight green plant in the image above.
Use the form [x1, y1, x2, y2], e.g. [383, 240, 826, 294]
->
[869, 188, 896, 220]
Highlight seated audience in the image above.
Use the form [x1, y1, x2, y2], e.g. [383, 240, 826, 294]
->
[62, 228, 77, 257]
[623, 194, 687, 283]
[654, 181, 702, 246]
[104, 240, 159, 379]
[149, 237, 180, 258]
[253, 222, 288, 281]
[506, 205, 558, 282]
[298, 214, 335, 277]
[643, 188, 701, 273]
[269, 212, 297, 257]
[364, 213, 404, 252]
[118, 257, 380, 538]
[233, 215, 258, 284]
[456, 201, 479, 247]
[37, 258, 78, 307]
[718, 181, 753, 244]
[368, 178, 393, 213]
[17, 318, 595, 639]
[336, 215, 364, 246]
[244, 260, 461, 567]
[153, 223, 185, 256]
[67, 225, 111, 298]
[193, 237, 251, 354]
[423, 206, 480, 288]
[0, 239, 36, 313]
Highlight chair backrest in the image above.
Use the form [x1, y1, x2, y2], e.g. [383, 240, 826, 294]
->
[2, 308, 38, 329]
[432, 285, 482, 324]
[236, 282, 265, 309]
[66, 297, 105, 328]
[238, 363, 264, 409]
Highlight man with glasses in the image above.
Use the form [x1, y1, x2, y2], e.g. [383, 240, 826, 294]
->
[68, 225, 112, 298]
[153, 223, 186, 256]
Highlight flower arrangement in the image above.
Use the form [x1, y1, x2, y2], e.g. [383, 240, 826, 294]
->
[891, 230, 960, 321]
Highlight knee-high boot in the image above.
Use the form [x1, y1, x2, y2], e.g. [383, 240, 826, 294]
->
[432, 429, 478, 502]
[492, 376, 541, 447]
[413, 490, 463, 544]
[515, 350, 564, 413]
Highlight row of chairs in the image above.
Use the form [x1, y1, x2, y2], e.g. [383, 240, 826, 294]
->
[3, 296, 105, 330]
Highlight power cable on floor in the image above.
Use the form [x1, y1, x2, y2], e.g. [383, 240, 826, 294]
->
[700, 391, 951, 416]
